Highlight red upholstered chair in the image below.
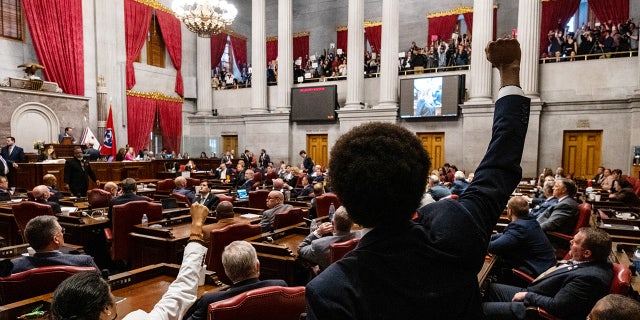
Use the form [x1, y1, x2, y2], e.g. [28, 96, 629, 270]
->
[265, 172, 278, 185]
[0, 265, 97, 305]
[522, 263, 631, 320]
[216, 194, 234, 203]
[156, 179, 176, 194]
[546, 202, 592, 259]
[186, 178, 201, 188]
[315, 193, 341, 218]
[171, 192, 192, 207]
[249, 189, 270, 210]
[329, 238, 360, 264]
[273, 208, 305, 230]
[208, 286, 306, 320]
[110, 201, 163, 262]
[87, 188, 113, 208]
[205, 223, 262, 285]
[12, 201, 54, 242]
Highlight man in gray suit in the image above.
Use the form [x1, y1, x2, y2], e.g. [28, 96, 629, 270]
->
[10, 215, 99, 273]
[536, 178, 579, 234]
[298, 206, 356, 270]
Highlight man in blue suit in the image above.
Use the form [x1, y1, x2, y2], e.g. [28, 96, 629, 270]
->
[305, 39, 531, 319]
[536, 178, 579, 234]
[529, 180, 557, 219]
[489, 196, 556, 278]
[0, 136, 25, 171]
[483, 228, 613, 320]
[11, 215, 99, 273]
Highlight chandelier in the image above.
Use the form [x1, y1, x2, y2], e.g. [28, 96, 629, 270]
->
[172, 0, 237, 37]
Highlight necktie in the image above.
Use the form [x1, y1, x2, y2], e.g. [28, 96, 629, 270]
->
[534, 260, 574, 281]
[0, 156, 7, 174]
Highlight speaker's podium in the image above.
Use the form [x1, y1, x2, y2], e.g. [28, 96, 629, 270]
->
[60, 137, 74, 145]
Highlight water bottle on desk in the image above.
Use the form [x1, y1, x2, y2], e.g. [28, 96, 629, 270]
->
[328, 203, 335, 221]
[633, 246, 640, 271]
[141, 214, 148, 227]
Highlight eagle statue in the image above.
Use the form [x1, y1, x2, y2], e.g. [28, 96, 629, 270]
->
[18, 63, 45, 77]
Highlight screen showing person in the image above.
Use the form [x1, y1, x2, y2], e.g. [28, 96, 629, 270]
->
[413, 77, 443, 116]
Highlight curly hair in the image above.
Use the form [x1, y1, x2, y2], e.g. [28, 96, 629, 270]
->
[328, 122, 430, 227]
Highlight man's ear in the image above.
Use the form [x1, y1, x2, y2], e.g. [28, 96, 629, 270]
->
[583, 249, 592, 259]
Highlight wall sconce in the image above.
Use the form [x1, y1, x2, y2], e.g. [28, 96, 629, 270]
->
[211, 109, 218, 116]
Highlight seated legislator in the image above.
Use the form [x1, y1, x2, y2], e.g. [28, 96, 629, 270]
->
[305, 39, 532, 319]
[239, 169, 255, 191]
[536, 178, 579, 234]
[588, 294, 640, 320]
[483, 228, 614, 320]
[215, 201, 235, 220]
[108, 178, 152, 221]
[11, 215, 98, 273]
[297, 175, 314, 198]
[43, 174, 65, 203]
[51, 203, 211, 320]
[449, 170, 470, 196]
[185, 240, 287, 320]
[426, 174, 451, 202]
[32, 184, 62, 214]
[0, 176, 13, 201]
[260, 190, 293, 232]
[173, 176, 196, 204]
[298, 206, 356, 270]
[529, 180, 557, 219]
[103, 181, 119, 197]
[488, 196, 556, 278]
[193, 180, 220, 211]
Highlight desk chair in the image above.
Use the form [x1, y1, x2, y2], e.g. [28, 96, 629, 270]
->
[206, 223, 262, 285]
[546, 202, 591, 259]
[12, 201, 54, 242]
[185, 178, 201, 188]
[208, 286, 306, 320]
[109, 201, 163, 263]
[216, 194, 234, 203]
[156, 179, 176, 194]
[248, 189, 270, 210]
[329, 238, 360, 264]
[171, 192, 192, 207]
[315, 194, 341, 218]
[87, 188, 113, 208]
[273, 208, 305, 230]
[0, 265, 97, 305]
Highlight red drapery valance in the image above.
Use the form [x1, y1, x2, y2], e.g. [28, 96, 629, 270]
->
[427, 14, 459, 43]
[22, 0, 84, 95]
[157, 100, 182, 153]
[210, 32, 228, 70]
[156, 10, 183, 97]
[540, 0, 580, 55]
[293, 34, 309, 67]
[589, 0, 629, 25]
[126, 95, 157, 151]
[266, 38, 278, 63]
[124, 0, 152, 89]
[336, 28, 348, 54]
[364, 24, 381, 54]
[229, 34, 247, 69]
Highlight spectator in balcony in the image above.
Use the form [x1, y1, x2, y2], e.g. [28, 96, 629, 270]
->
[454, 44, 469, 66]
[563, 33, 578, 61]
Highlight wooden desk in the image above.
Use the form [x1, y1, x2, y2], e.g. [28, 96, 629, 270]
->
[0, 263, 228, 320]
[610, 243, 640, 293]
[597, 208, 640, 227]
[0, 243, 83, 259]
[598, 221, 640, 245]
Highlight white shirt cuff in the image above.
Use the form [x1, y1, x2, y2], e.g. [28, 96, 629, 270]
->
[497, 86, 524, 100]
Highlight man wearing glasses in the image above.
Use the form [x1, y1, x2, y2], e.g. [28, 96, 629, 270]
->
[260, 191, 293, 232]
[10, 215, 99, 273]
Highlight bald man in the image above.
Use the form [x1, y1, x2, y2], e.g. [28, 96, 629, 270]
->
[260, 191, 293, 232]
[43, 174, 64, 203]
[32, 184, 61, 213]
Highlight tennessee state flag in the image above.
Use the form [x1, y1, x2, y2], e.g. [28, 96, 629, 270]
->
[100, 105, 117, 158]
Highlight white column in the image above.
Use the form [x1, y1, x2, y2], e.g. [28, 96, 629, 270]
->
[517, 0, 541, 99]
[276, 0, 293, 113]
[375, 0, 399, 109]
[251, 0, 268, 113]
[636, 51, 640, 96]
[343, 0, 365, 109]
[196, 36, 212, 115]
[467, 0, 493, 103]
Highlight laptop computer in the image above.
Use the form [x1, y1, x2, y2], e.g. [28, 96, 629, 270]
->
[161, 198, 178, 210]
[236, 189, 249, 200]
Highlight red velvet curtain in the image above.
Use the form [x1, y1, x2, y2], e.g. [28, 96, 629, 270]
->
[336, 29, 348, 54]
[210, 32, 228, 70]
[293, 34, 309, 67]
[266, 38, 278, 63]
[156, 10, 183, 97]
[589, 0, 629, 25]
[493, 7, 498, 40]
[22, 0, 84, 95]
[126, 95, 156, 151]
[157, 100, 182, 153]
[540, 0, 581, 55]
[427, 15, 458, 43]
[229, 34, 247, 69]
[364, 25, 382, 53]
[124, 0, 152, 89]
[463, 12, 473, 35]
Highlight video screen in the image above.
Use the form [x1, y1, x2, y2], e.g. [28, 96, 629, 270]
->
[413, 77, 443, 116]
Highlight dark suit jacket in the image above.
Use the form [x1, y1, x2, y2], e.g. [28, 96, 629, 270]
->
[524, 261, 613, 320]
[185, 278, 287, 320]
[47, 186, 64, 203]
[306, 94, 531, 320]
[303, 157, 314, 173]
[108, 192, 152, 221]
[193, 193, 220, 211]
[172, 188, 195, 203]
[0, 145, 24, 165]
[489, 218, 556, 277]
[64, 158, 97, 196]
[529, 197, 558, 219]
[10, 251, 99, 273]
[34, 198, 61, 214]
[536, 196, 579, 234]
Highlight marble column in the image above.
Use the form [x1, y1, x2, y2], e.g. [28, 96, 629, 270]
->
[466, 0, 493, 103]
[517, 0, 541, 99]
[251, 0, 268, 113]
[96, 75, 108, 140]
[276, 0, 293, 113]
[196, 36, 212, 115]
[375, 0, 399, 109]
[343, 0, 365, 110]
[636, 49, 640, 96]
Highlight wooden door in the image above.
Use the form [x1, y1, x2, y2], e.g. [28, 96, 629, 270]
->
[562, 130, 602, 179]
[416, 133, 444, 173]
[306, 134, 328, 168]
[222, 135, 238, 156]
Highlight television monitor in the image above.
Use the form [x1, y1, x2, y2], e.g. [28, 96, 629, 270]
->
[290, 85, 338, 122]
[399, 75, 464, 119]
